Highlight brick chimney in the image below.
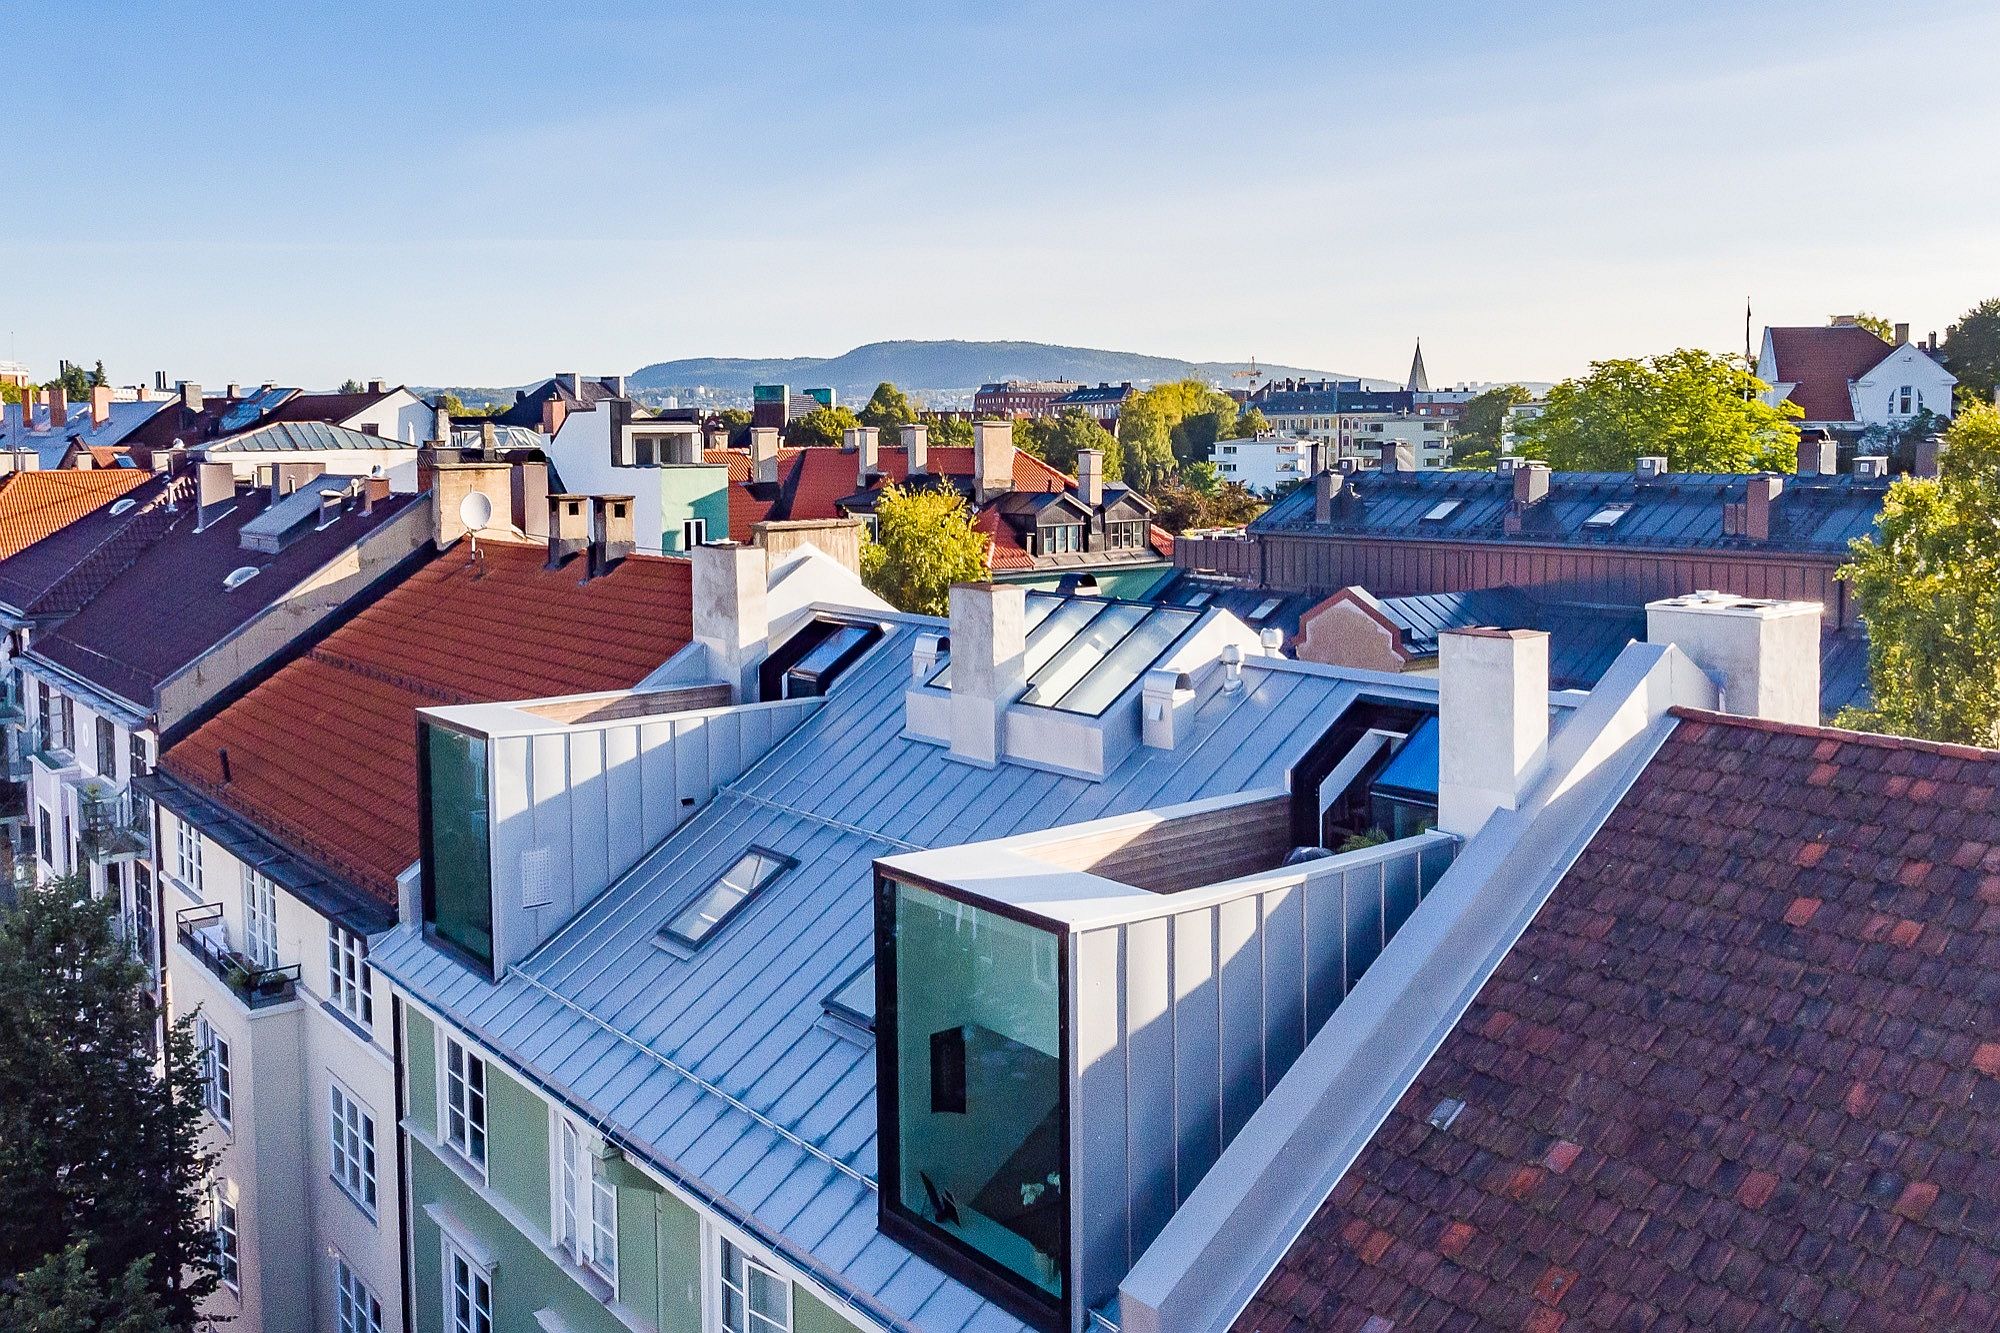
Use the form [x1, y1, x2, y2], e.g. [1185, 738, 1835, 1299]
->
[750, 427, 781, 485]
[1076, 448, 1104, 508]
[1511, 461, 1549, 505]
[1796, 431, 1836, 476]
[1744, 475, 1782, 542]
[904, 422, 928, 475]
[1916, 430, 1944, 478]
[90, 384, 112, 429]
[179, 381, 202, 415]
[46, 390, 66, 430]
[850, 426, 880, 486]
[541, 396, 568, 436]
[692, 542, 770, 702]
[1647, 592, 1820, 725]
[1437, 628, 1549, 837]
[947, 582, 1027, 767]
[588, 494, 636, 577]
[974, 420, 1014, 504]
[545, 493, 589, 568]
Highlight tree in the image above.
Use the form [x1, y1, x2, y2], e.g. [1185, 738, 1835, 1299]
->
[88, 360, 108, 390]
[860, 482, 991, 615]
[434, 392, 501, 419]
[42, 362, 92, 403]
[711, 408, 752, 448]
[1145, 475, 1264, 534]
[1236, 406, 1270, 437]
[338, 378, 364, 394]
[1014, 409, 1121, 480]
[1837, 403, 2000, 745]
[1516, 349, 1799, 473]
[1850, 312, 1895, 343]
[1117, 380, 1243, 473]
[1943, 297, 2000, 407]
[0, 876, 218, 1322]
[785, 404, 862, 448]
[920, 414, 974, 448]
[0, 1243, 172, 1333]
[1859, 406, 1947, 475]
[857, 381, 917, 432]
[1451, 384, 1531, 464]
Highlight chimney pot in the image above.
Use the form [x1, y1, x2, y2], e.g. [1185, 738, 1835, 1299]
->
[1142, 667, 1196, 750]
[1646, 592, 1820, 725]
[224, 383, 240, 401]
[692, 542, 770, 702]
[947, 582, 1027, 767]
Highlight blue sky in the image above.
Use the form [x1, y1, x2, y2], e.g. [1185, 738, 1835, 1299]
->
[10, 1, 2000, 388]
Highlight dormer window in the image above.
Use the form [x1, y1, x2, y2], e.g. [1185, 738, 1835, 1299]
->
[1107, 520, 1148, 550]
[1037, 522, 1084, 556]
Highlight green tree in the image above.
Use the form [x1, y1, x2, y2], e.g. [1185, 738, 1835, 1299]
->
[1235, 406, 1270, 437]
[1516, 349, 1799, 473]
[1145, 475, 1264, 534]
[0, 1243, 172, 1333]
[920, 414, 974, 448]
[711, 407, 752, 448]
[1451, 384, 1531, 464]
[857, 381, 917, 431]
[1850, 312, 1896, 343]
[1020, 409, 1121, 480]
[435, 392, 501, 419]
[1943, 297, 2000, 407]
[860, 482, 991, 615]
[43, 363, 92, 402]
[0, 877, 219, 1322]
[786, 404, 863, 448]
[338, 378, 364, 394]
[89, 360, 108, 390]
[1837, 403, 2000, 744]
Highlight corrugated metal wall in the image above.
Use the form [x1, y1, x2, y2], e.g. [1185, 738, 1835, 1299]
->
[1067, 830, 1458, 1323]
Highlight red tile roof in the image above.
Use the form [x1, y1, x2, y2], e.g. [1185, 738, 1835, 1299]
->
[1237, 709, 2000, 1332]
[1767, 325, 1894, 423]
[781, 445, 1070, 524]
[263, 389, 397, 424]
[0, 469, 150, 561]
[160, 541, 694, 906]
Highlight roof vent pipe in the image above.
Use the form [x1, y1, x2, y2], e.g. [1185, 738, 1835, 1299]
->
[1142, 668, 1196, 749]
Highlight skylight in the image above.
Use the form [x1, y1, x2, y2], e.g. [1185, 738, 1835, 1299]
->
[222, 566, 261, 591]
[658, 848, 793, 950]
[1582, 502, 1633, 529]
[108, 498, 137, 516]
[822, 962, 875, 1032]
[1421, 500, 1460, 521]
[1249, 597, 1284, 621]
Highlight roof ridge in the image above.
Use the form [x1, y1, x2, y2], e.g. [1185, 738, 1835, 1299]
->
[1667, 705, 2000, 761]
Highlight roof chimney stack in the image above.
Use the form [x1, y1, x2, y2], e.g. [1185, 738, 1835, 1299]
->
[224, 383, 240, 401]
[46, 389, 66, 430]
[1635, 456, 1667, 480]
[749, 427, 780, 485]
[1511, 461, 1549, 506]
[849, 426, 879, 486]
[540, 397, 568, 437]
[90, 384, 112, 429]
[974, 420, 1015, 504]
[193, 460, 236, 532]
[602, 375, 626, 399]
[588, 494, 636, 577]
[1894, 322, 1910, 346]
[947, 582, 1027, 767]
[178, 381, 202, 415]
[692, 542, 770, 703]
[1744, 474, 1782, 542]
[1916, 429, 1945, 478]
[1647, 592, 1821, 726]
[1313, 469, 1340, 523]
[1796, 430, 1836, 476]
[1437, 628, 1549, 838]
[1853, 455, 1889, 481]
[903, 421, 928, 475]
[545, 493, 589, 568]
[1382, 440, 1416, 473]
[1076, 448, 1104, 508]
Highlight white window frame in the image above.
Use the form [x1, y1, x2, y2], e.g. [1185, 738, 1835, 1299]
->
[196, 1016, 232, 1129]
[682, 517, 708, 550]
[329, 1081, 379, 1219]
[441, 1035, 488, 1177]
[712, 1228, 793, 1333]
[334, 1254, 384, 1333]
[211, 1182, 240, 1292]
[327, 923, 374, 1030]
[175, 817, 203, 895]
[442, 1235, 493, 1333]
[244, 869, 278, 970]
[554, 1116, 617, 1287]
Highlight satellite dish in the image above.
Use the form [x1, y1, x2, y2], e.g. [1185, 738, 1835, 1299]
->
[459, 491, 493, 533]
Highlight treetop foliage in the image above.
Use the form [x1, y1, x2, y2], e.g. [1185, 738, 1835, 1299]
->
[1515, 349, 1800, 473]
[859, 482, 992, 615]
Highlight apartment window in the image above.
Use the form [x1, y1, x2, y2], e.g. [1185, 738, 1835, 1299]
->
[334, 1257, 383, 1333]
[682, 518, 708, 550]
[244, 871, 278, 970]
[196, 1016, 232, 1128]
[57, 695, 73, 754]
[130, 731, 151, 778]
[557, 1119, 617, 1283]
[37, 807, 51, 867]
[34, 679, 49, 746]
[442, 1037, 487, 1171]
[659, 849, 792, 950]
[1897, 385, 1914, 415]
[94, 716, 116, 776]
[328, 924, 374, 1030]
[330, 1083, 378, 1216]
[1038, 522, 1083, 555]
[211, 1184, 240, 1292]
[444, 1239, 493, 1333]
[1108, 520, 1148, 549]
[720, 1237, 792, 1333]
[175, 818, 203, 895]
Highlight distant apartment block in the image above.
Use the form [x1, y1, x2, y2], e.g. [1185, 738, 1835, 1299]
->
[973, 380, 1081, 418]
[1048, 380, 1135, 430]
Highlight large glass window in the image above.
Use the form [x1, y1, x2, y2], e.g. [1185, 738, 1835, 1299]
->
[885, 880, 1065, 1306]
[244, 870, 278, 970]
[720, 1238, 792, 1333]
[422, 724, 492, 970]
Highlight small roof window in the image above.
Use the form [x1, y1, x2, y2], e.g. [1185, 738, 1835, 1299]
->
[1421, 500, 1460, 521]
[1249, 597, 1284, 621]
[659, 848, 793, 950]
[108, 498, 137, 516]
[822, 961, 875, 1032]
[1582, 502, 1634, 529]
[222, 566, 260, 591]
[1185, 591, 1213, 607]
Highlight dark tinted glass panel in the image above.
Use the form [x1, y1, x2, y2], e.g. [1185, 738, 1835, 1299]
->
[423, 724, 492, 970]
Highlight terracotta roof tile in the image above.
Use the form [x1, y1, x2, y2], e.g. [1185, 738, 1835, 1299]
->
[159, 541, 693, 906]
[1766, 325, 1895, 423]
[1236, 709, 2000, 1332]
[0, 469, 150, 561]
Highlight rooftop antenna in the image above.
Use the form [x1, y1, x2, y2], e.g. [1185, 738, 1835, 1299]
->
[459, 490, 493, 575]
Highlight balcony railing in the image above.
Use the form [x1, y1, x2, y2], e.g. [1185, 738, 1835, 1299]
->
[27, 723, 74, 770]
[174, 904, 299, 1009]
[77, 782, 150, 863]
[0, 678, 23, 727]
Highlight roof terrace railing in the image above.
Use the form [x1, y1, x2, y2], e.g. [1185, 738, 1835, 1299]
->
[78, 781, 150, 863]
[174, 903, 298, 1010]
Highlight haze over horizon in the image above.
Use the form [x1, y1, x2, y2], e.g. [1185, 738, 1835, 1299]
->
[10, 0, 1999, 390]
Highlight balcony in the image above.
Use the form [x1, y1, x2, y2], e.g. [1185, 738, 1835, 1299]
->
[174, 904, 298, 1009]
[0, 678, 22, 727]
[27, 723, 74, 771]
[77, 781, 150, 863]
[0, 779, 24, 822]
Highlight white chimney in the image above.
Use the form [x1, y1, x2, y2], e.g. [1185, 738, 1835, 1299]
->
[194, 460, 236, 532]
[1438, 628, 1549, 837]
[1645, 592, 1821, 726]
[1077, 449, 1104, 508]
[750, 427, 781, 485]
[904, 422, 928, 475]
[850, 426, 880, 485]
[948, 582, 1027, 766]
[974, 420, 1014, 505]
[692, 542, 770, 703]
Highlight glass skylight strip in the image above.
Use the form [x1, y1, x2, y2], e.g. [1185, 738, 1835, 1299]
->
[1052, 606, 1199, 715]
[1020, 603, 1148, 706]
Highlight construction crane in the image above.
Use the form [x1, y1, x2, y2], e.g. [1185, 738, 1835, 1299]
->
[1231, 356, 1266, 387]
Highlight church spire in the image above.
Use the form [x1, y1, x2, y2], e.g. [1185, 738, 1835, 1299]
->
[1406, 338, 1430, 393]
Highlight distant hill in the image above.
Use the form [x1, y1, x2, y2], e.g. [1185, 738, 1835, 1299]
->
[627, 340, 1380, 397]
